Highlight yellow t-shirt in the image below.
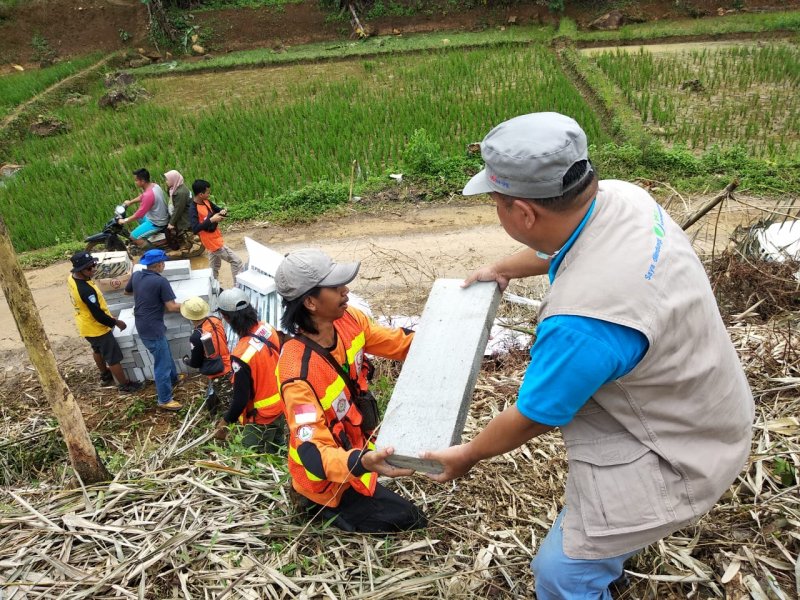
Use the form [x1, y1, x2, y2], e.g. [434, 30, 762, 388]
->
[67, 275, 113, 338]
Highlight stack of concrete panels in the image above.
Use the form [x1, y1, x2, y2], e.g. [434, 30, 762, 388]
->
[104, 288, 135, 317]
[91, 251, 134, 316]
[113, 261, 217, 383]
[227, 238, 284, 347]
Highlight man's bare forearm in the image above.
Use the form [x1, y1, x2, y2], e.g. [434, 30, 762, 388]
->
[494, 248, 550, 281]
[465, 405, 552, 463]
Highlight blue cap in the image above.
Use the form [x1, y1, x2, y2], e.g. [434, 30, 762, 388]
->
[139, 249, 168, 266]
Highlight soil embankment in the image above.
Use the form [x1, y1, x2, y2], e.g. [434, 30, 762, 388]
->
[1, 0, 799, 65]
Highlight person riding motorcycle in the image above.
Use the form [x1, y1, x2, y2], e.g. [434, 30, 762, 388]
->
[118, 168, 170, 248]
[165, 170, 193, 252]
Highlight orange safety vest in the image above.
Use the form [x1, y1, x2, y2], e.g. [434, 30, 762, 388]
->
[231, 322, 283, 425]
[198, 316, 232, 380]
[279, 310, 377, 506]
[195, 200, 225, 252]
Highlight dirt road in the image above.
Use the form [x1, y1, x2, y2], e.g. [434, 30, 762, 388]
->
[0, 202, 525, 362]
[0, 192, 780, 368]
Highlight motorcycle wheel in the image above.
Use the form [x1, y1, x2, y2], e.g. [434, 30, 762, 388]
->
[85, 241, 103, 253]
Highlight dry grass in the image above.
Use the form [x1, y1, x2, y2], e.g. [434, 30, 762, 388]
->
[1, 312, 797, 598]
[1, 203, 799, 598]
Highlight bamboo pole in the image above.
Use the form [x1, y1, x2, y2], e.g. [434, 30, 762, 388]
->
[680, 179, 739, 231]
[0, 216, 110, 483]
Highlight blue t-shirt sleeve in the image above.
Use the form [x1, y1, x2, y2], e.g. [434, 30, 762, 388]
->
[516, 315, 649, 427]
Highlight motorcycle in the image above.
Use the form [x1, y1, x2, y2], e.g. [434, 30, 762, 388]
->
[84, 205, 205, 259]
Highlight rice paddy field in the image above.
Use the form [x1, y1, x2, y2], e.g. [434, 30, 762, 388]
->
[0, 53, 101, 118]
[1, 46, 606, 252]
[0, 25, 798, 253]
[590, 42, 800, 158]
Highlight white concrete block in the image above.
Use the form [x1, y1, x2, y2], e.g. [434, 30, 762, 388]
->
[376, 280, 501, 474]
[236, 270, 276, 295]
[190, 268, 213, 280]
[244, 237, 284, 277]
[162, 260, 190, 277]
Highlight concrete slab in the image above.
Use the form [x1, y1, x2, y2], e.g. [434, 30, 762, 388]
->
[245, 237, 284, 277]
[375, 279, 501, 474]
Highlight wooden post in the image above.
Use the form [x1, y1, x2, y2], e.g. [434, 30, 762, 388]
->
[680, 179, 738, 231]
[0, 216, 110, 483]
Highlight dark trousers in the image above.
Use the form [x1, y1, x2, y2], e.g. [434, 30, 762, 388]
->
[312, 483, 427, 533]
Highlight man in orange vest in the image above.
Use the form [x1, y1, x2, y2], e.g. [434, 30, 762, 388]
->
[214, 288, 285, 451]
[275, 249, 426, 533]
[180, 296, 232, 415]
[189, 179, 244, 284]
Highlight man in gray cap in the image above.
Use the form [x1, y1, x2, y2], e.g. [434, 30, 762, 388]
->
[423, 113, 753, 598]
[214, 288, 284, 450]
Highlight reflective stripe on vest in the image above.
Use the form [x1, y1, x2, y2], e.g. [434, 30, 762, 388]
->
[288, 446, 324, 482]
[233, 323, 282, 425]
[345, 331, 366, 371]
[320, 377, 346, 411]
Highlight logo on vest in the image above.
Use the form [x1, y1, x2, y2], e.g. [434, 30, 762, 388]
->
[297, 425, 313, 442]
[645, 206, 666, 281]
[334, 393, 350, 420]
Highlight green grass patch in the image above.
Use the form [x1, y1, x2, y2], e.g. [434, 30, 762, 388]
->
[0, 54, 102, 118]
[1, 45, 604, 252]
[17, 240, 85, 270]
[574, 10, 800, 42]
[133, 24, 555, 76]
[564, 43, 800, 194]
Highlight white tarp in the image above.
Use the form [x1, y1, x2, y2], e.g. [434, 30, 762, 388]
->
[755, 220, 800, 262]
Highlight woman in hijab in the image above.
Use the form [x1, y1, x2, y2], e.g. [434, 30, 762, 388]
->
[165, 170, 192, 243]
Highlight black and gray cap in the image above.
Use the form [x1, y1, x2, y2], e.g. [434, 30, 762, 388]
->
[275, 249, 360, 301]
[463, 112, 590, 199]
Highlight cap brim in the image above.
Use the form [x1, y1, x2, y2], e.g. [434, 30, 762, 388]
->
[71, 260, 97, 272]
[319, 261, 360, 288]
[462, 169, 493, 196]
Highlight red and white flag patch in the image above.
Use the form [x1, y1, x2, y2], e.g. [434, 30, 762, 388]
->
[294, 404, 317, 425]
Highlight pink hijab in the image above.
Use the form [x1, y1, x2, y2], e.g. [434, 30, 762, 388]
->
[164, 170, 184, 199]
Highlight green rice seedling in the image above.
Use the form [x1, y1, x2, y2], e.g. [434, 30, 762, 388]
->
[1, 45, 605, 252]
[593, 43, 800, 160]
[0, 54, 102, 117]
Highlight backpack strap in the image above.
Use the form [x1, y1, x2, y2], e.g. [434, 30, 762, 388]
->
[294, 333, 360, 401]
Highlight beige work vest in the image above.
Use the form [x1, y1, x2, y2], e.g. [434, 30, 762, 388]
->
[539, 180, 754, 559]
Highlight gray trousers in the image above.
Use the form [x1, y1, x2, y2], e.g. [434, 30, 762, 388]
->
[209, 245, 244, 282]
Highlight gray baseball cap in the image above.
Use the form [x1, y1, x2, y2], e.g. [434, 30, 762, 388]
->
[275, 249, 360, 301]
[217, 288, 251, 312]
[463, 112, 589, 199]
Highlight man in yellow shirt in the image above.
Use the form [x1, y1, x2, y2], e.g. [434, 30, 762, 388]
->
[67, 251, 143, 393]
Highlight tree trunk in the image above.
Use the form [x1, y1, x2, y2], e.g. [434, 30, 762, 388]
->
[0, 216, 110, 483]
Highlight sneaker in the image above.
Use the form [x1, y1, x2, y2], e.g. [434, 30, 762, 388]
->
[157, 400, 183, 411]
[118, 380, 144, 394]
[100, 371, 115, 387]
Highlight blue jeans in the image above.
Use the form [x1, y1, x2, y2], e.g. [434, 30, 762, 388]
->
[531, 510, 641, 600]
[140, 336, 178, 404]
